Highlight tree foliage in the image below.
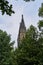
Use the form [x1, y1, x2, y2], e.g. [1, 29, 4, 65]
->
[38, 3, 43, 31]
[0, 0, 35, 16]
[0, 0, 14, 16]
[0, 30, 15, 65]
[38, 3, 43, 17]
[14, 25, 43, 65]
[38, 20, 43, 31]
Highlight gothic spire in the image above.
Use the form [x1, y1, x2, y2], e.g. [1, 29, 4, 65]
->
[17, 15, 26, 47]
[20, 14, 26, 30]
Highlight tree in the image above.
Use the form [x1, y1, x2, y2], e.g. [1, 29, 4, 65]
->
[0, 0, 14, 16]
[38, 3, 43, 31]
[38, 3, 43, 39]
[0, 0, 35, 16]
[14, 25, 43, 65]
[38, 20, 43, 31]
[0, 30, 15, 65]
[38, 3, 43, 17]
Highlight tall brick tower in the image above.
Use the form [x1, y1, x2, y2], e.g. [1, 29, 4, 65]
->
[17, 15, 26, 47]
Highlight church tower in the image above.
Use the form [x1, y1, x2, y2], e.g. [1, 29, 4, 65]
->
[17, 15, 26, 47]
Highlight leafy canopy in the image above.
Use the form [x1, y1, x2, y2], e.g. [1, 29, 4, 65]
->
[0, 0, 35, 16]
[38, 3, 43, 31]
[0, 30, 15, 65]
[14, 25, 43, 65]
[38, 3, 43, 17]
[0, 0, 14, 16]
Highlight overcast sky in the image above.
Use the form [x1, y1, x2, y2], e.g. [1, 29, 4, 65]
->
[0, 0, 43, 47]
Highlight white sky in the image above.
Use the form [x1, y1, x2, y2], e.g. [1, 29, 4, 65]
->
[0, 0, 43, 47]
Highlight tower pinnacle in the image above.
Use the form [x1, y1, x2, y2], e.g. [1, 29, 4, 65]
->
[22, 14, 23, 18]
[17, 15, 26, 47]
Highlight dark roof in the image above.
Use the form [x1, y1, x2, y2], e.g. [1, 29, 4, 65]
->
[19, 15, 26, 30]
[17, 15, 26, 41]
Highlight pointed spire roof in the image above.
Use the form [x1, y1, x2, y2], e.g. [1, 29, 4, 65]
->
[18, 14, 26, 38]
[17, 15, 26, 46]
[20, 15, 26, 30]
